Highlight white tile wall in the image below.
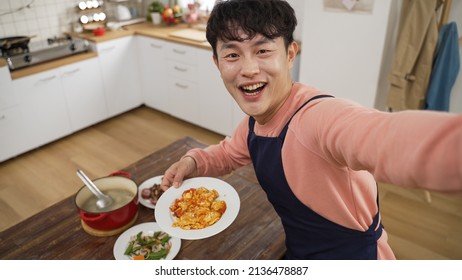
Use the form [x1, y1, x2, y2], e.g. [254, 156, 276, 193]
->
[0, 0, 80, 42]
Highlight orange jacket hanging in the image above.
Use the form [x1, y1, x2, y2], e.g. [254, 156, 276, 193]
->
[387, 0, 442, 110]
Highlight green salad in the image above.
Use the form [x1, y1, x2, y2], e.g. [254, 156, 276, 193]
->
[124, 231, 172, 260]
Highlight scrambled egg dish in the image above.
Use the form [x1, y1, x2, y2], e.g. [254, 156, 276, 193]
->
[170, 187, 227, 229]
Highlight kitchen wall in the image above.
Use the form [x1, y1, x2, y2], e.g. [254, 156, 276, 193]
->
[299, 0, 398, 109]
[0, 0, 304, 44]
[0, 0, 79, 42]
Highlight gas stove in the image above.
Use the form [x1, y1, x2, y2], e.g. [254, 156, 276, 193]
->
[3, 35, 89, 70]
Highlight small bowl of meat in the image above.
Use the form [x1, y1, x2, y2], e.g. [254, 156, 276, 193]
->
[138, 175, 165, 209]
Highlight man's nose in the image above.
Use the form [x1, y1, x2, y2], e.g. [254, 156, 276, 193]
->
[240, 57, 260, 77]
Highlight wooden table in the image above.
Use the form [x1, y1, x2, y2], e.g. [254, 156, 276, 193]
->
[0, 137, 286, 260]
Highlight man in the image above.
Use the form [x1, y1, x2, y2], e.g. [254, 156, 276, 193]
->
[161, 0, 462, 259]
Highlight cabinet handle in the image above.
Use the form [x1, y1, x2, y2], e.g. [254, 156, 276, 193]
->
[172, 48, 186, 55]
[174, 66, 188, 72]
[62, 68, 80, 77]
[175, 82, 189, 89]
[35, 75, 57, 85]
[150, 43, 163, 49]
[100, 45, 116, 53]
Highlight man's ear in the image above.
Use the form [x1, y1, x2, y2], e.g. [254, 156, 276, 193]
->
[287, 41, 299, 65]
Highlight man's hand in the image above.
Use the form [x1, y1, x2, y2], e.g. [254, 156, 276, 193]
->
[160, 156, 197, 191]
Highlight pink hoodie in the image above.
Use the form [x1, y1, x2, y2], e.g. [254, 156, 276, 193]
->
[185, 83, 462, 259]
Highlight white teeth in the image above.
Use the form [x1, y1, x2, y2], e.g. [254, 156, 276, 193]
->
[242, 83, 265, 91]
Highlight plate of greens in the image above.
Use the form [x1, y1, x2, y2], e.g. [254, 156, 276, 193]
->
[113, 222, 181, 260]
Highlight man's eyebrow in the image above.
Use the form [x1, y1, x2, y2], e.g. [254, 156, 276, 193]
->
[219, 37, 277, 51]
[220, 42, 238, 51]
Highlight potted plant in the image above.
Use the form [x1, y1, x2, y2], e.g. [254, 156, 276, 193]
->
[148, 1, 164, 25]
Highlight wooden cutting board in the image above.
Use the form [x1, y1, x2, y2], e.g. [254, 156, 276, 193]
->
[168, 29, 207, 42]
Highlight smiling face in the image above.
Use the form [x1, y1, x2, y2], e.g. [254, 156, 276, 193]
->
[214, 32, 298, 124]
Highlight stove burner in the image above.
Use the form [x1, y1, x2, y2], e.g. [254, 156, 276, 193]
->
[0, 36, 31, 58]
[2, 46, 29, 57]
[4, 36, 89, 70]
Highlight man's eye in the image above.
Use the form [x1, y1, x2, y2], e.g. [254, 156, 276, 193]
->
[225, 53, 238, 58]
[223, 53, 239, 60]
[257, 49, 273, 55]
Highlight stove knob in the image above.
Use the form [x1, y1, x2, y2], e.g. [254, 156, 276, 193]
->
[24, 55, 32, 63]
[70, 43, 76, 52]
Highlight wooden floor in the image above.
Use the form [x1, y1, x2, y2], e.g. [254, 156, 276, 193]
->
[1, 106, 461, 259]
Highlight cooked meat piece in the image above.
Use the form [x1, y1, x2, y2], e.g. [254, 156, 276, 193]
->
[141, 188, 152, 199]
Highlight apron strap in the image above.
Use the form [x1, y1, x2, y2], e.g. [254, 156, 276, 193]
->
[279, 94, 334, 140]
[248, 94, 334, 135]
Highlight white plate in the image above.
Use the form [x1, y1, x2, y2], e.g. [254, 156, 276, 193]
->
[113, 222, 181, 260]
[138, 175, 163, 209]
[155, 177, 240, 240]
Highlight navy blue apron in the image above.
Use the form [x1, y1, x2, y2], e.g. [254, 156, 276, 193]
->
[247, 95, 383, 259]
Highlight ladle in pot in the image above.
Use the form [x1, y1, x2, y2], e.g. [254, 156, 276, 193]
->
[76, 169, 114, 210]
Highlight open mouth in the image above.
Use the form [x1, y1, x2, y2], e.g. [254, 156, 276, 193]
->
[240, 82, 266, 96]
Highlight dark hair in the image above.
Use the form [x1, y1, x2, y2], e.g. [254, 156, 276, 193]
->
[206, 0, 297, 57]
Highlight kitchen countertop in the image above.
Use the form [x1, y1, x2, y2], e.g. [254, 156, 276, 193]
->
[9, 23, 210, 80]
[71, 22, 212, 50]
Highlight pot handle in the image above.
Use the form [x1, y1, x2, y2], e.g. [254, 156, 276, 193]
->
[110, 170, 131, 178]
[80, 211, 108, 222]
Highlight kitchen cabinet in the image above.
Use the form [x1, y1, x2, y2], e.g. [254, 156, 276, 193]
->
[13, 68, 72, 152]
[165, 43, 200, 126]
[196, 48, 236, 136]
[0, 65, 15, 110]
[1, 57, 107, 162]
[0, 65, 27, 162]
[0, 105, 28, 162]
[136, 36, 170, 112]
[136, 36, 241, 136]
[93, 36, 142, 118]
[2, 30, 254, 162]
[60, 57, 108, 131]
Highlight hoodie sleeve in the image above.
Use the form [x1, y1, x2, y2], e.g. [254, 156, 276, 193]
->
[185, 116, 252, 177]
[297, 98, 462, 194]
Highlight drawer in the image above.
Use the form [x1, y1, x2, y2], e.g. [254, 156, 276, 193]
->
[167, 60, 198, 82]
[167, 77, 199, 125]
[166, 44, 198, 65]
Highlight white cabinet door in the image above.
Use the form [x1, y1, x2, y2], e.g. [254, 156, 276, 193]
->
[196, 48, 234, 136]
[166, 43, 200, 125]
[0, 65, 16, 110]
[136, 36, 169, 112]
[168, 77, 200, 124]
[14, 68, 72, 150]
[0, 65, 27, 161]
[60, 58, 108, 131]
[0, 64, 11, 85]
[0, 105, 28, 161]
[95, 36, 142, 117]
